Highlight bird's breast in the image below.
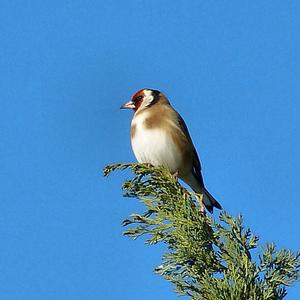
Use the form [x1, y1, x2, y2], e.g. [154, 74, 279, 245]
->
[131, 116, 183, 173]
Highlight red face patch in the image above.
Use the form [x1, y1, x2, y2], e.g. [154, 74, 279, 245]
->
[131, 89, 145, 111]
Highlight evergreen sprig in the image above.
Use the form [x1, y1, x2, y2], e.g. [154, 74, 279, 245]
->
[104, 163, 300, 299]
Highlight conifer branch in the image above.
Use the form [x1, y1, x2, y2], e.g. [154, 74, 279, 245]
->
[104, 163, 300, 299]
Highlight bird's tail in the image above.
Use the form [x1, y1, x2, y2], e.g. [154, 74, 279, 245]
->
[201, 187, 222, 213]
[184, 173, 222, 213]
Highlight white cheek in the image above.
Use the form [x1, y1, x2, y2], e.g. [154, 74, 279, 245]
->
[140, 90, 154, 109]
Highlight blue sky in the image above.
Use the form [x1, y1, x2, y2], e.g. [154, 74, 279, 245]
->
[1, 1, 299, 299]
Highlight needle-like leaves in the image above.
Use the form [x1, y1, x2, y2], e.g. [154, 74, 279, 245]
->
[104, 163, 300, 299]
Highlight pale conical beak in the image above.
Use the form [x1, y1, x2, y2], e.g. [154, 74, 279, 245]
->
[120, 100, 135, 109]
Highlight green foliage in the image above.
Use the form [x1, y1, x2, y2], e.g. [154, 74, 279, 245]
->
[104, 163, 300, 299]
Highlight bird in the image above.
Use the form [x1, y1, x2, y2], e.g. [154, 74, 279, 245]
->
[120, 88, 222, 213]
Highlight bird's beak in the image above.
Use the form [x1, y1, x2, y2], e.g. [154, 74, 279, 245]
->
[120, 100, 135, 109]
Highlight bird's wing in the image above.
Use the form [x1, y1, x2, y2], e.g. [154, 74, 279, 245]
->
[176, 112, 205, 187]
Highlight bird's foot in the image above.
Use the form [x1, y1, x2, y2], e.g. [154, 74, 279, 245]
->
[199, 204, 206, 216]
[195, 194, 206, 215]
[172, 170, 179, 181]
[181, 186, 189, 194]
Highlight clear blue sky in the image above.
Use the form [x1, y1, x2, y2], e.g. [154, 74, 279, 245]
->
[1, 1, 299, 299]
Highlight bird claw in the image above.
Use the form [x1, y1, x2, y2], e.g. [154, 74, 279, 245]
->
[172, 170, 179, 181]
[181, 187, 189, 195]
[199, 205, 206, 215]
[195, 194, 206, 215]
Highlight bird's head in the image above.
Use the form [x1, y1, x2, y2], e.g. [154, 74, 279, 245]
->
[120, 89, 163, 112]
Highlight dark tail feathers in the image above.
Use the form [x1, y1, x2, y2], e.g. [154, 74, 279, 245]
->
[202, 187, 222, 213]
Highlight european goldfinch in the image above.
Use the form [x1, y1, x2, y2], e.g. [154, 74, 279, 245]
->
[121, 89, 222, 213]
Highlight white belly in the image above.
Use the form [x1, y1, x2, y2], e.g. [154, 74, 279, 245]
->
[131, 125, 183, 173]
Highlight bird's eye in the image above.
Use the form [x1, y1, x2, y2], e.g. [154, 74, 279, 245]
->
[136, 96, 143, 101]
